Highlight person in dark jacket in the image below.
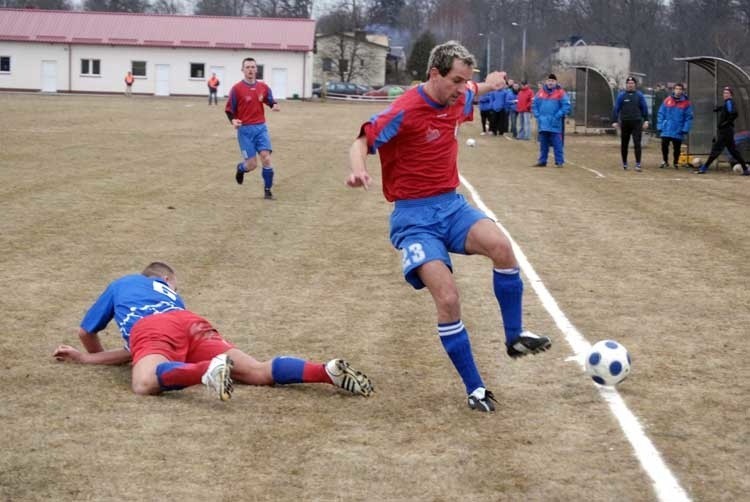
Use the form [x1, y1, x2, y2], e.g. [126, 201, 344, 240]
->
[657, 83, 693, 169]
[696, 86, 749, 175]
[612, 76, 649, 171]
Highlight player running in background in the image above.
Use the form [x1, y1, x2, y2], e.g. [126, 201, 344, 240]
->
[696, 86, 750, 175]
[53, 262, 373, 401]
[346, 41, 551, 413]
[226, 57, 280, 200]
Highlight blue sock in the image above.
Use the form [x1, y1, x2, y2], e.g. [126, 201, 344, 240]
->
[262, 167, 274, 189]
[155, 361, 189, 391]
[237, 161, 246, 173]
[439, 321, 484, 395]
[493, 268, 524, 345]
[271, 356, 305, 384]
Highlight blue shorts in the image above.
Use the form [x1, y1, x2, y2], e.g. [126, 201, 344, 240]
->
[389, 191, 490, 289]
[237, 123, 272, 159]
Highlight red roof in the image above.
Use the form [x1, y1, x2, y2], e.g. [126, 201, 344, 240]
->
[0, 8, 315, 51]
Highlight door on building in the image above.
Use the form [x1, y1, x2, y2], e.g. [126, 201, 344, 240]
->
[41, 60, 57, 93]
[155, 64, 170, 96]
[271, 68, 287, 100]
[209, 66, 226, 97]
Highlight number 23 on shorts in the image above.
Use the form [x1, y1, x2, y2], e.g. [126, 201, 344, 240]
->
[401, 243, 426, 268]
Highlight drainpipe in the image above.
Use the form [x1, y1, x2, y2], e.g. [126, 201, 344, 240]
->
[68, 43, 72, 92]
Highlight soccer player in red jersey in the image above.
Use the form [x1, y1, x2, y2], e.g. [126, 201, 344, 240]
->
[226, 57, 280, 199]
[53, 262, 373, 401]
[346, 41, 551, 412]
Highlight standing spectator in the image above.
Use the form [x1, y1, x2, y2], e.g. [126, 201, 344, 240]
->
[696, 86, 750, 175]
[490, 86, 508, 136]
[124, 71, 134, 96]
[207, 72, 220, 105]
[532, 73, 571, 167]
[478, 92, 492, 135]
[346, 41, 551, 412]
[507, 81, 520, 138]
[652, 83, 668, 135]
[226, 57, 280, 200]
[612, 76, 649, 171]
[657, 83, 693, 169]
[516, 80, 533, 140]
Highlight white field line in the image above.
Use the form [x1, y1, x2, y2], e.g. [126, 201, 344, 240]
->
[565, 160, 606, 178]
[459, 172, 691, 502]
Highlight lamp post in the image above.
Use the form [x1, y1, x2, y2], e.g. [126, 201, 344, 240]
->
[511, 22, 527, 79]
[478, 32, 491, 80]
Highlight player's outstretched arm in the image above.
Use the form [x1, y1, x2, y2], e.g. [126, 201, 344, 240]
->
[53, 328, 131, 365]
[346, 136, 372, 190]
[53, 344, 131, 365]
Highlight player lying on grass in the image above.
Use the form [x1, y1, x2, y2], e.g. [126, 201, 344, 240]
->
[53, 262, 373, 401]
[346, 40, 550, 412]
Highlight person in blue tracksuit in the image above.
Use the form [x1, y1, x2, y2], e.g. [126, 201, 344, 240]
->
[478, 93, 493, 135]
[657, 83, 693, 169]
[532, 73, 571, 167]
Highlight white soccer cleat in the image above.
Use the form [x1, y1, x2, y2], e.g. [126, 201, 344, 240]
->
[325, 359, 374, 397]
[201, 354, 234, 401]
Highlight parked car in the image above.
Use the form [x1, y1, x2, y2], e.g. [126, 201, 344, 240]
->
[363, 85, 408, 98]
[312, 81, 370, 97]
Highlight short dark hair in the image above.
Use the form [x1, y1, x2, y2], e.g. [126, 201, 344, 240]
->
[426, 41, 476, 78]
[242, 57, 256, 66]
[673, 83, 684, 90]
[142, 262, 175, 279]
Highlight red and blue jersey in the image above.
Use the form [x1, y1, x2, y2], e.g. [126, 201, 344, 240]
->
[360, 82, 477, 202]
[225, 80, 276, 125]
[80, 274, 185, 350]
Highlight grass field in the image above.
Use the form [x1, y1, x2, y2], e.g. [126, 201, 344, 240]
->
[1, 92, 748, 501]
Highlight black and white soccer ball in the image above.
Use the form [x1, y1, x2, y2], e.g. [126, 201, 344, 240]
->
[586, 340, 631, 386]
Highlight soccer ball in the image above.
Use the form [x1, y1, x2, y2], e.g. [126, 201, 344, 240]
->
[691, 157, 702, 168]
[466, 138, 476, 147]
[733, 164, 744, 174]
[586, 340, 631, 386]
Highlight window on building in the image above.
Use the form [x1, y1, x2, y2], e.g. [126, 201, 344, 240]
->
[80, 58, 101, 76]
[131, 61, 146, 77]
[256, 64, 264, 80]
[190, 63, 205, 79]
[339, 59, 349, 73]
[360, 58, 365, 68]
[322, 58, 332, 72]
[0, 56, 10, 73]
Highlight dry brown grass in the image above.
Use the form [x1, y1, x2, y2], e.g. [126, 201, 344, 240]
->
[1, 93, 747, 501]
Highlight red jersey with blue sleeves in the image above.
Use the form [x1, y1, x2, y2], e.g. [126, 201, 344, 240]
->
[360, 82, 477, 202]
[80, 274, 185, 351]
[225, 80, 276, 125]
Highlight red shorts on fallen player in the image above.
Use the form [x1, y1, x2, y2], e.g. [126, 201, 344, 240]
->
[130, 310, 235, 364]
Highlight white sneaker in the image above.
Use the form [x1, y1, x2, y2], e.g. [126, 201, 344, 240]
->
[325, 359, 374, 397]
[201, 354, 234, 401]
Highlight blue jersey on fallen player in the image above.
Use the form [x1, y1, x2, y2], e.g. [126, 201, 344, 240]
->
[80, 274, 185, 350]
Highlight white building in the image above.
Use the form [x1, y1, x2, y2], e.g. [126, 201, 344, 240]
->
[552, 40, 631, 88]
[0, 8, 316, 98]
[313, 32, 389, 87]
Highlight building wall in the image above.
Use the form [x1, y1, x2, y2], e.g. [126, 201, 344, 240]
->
[313, 36, 387, 87]
[0, 41, 314, 98]
[554, 45, 631, 87]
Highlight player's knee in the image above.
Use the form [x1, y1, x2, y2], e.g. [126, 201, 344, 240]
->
[132, 379, 159, 396]
[435, 288, 460, 313]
